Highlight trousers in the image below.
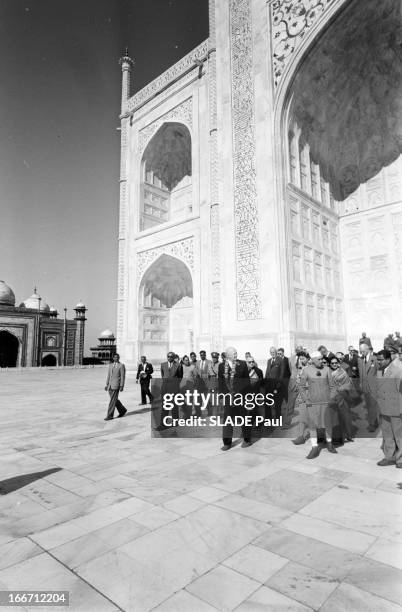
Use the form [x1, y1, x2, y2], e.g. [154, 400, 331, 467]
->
[140, 379, 153, 404]
[380, 414, 402, 464]
[107, 389, 126, 418]
[222, 402, 252, 445]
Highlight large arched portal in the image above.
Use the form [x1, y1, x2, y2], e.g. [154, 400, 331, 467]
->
[140, 122, 192, 231]
[0, 331, 19, 368]
[41, 354, 57, 367]
[283, 0, 402, 348]
[139, 254, 193, 360]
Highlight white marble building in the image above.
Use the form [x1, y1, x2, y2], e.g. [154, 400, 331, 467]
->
[116, 0, 402, 367]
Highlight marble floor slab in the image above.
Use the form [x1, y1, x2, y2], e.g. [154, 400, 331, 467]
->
[265, 561, 339, 609]
[0, 367, 401, 611]
[186, 565, 260, 611]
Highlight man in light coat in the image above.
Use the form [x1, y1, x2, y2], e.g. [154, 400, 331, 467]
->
[375, 349, 402, 467]
[104, 353, 127, 420]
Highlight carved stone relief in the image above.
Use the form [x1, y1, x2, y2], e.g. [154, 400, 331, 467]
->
[230, 0, 261, 320]
[271, 0, 336, 88]
[128, 40, 208, 112]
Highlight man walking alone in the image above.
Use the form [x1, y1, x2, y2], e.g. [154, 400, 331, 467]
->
[104, 353, 127, 421]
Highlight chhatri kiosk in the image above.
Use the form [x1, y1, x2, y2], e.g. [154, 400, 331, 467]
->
[115, 0, 402, 366]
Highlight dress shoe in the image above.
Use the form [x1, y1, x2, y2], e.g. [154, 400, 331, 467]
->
[306, 446, 320, 459]
[377, 458, 395, 466]
[117, 409, 127, 418]
[345, 437, 354, 442]
[139, 402, 146, 405]
[326, 442, 337, 453]
[221, 444, 232, 451]
[241, 440, 252, 448]
[292, 435, 307, 445]
[104, 416, 113, 421]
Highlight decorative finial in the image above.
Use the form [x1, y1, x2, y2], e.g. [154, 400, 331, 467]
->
[119, 48, 134, 68]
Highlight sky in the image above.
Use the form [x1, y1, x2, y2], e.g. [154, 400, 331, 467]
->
[0, 0, 209, 350]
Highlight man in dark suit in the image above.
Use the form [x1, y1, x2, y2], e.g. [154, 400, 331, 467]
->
[160, 351, 182, 421]
[219, 346, 252, 450]
[277, 347, 292, 426]
[136, 355, 154, 405]
[194, 350, 211, 416]
[374, 350, 402, 467]
[358, 342, 379, 432]
[104, 353, 127, 420]
[265, 347, 285, 419]
[343, 346, 359, 379]
[277, 347, 291, 397]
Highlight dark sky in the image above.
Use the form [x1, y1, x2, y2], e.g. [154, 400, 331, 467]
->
[0, 0, 209, 350]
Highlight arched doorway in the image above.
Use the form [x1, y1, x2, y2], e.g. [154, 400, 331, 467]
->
[139, 254, 193, 360]
[140, 122, 192, 231]
[279, 0, 402, 349]
[41, 354, 57, 367]
[0, 331, 19, 367]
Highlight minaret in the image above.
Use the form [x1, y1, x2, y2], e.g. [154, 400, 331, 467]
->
[74, 302, 87, 366]
[116, 49, 134, 362]
[208, 0, 222, 350]
[119, 48, 134, 115]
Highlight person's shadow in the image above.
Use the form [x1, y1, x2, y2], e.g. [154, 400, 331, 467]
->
[0, 468, 62, 495]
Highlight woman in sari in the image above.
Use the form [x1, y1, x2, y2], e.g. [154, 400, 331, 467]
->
[290, 352, 310, 443]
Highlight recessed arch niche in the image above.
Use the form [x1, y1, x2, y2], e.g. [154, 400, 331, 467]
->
[140, 122, 192, 231]
[138, 254, 193, 360]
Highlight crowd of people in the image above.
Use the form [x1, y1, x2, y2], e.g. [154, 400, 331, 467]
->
[107, 331, 402, 467]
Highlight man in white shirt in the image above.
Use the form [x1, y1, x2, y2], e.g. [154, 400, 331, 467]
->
[136, 355, 154, 405]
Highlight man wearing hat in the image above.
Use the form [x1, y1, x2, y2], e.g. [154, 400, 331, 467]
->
[299, 351, 336, 459]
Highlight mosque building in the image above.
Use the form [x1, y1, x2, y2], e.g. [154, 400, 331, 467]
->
[0, 280, 87, 368]
[115, 0, 402, 366]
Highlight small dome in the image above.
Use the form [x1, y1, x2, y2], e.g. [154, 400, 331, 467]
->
[100, 328, 115, 339]
[0, 280, 15, 306]
[75, 301, 86, 309]
[21, 289, 50, 312]
[49, 306, 57, 312]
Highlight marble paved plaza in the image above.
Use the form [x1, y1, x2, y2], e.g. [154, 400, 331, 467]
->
[0, 367, 401, 612]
